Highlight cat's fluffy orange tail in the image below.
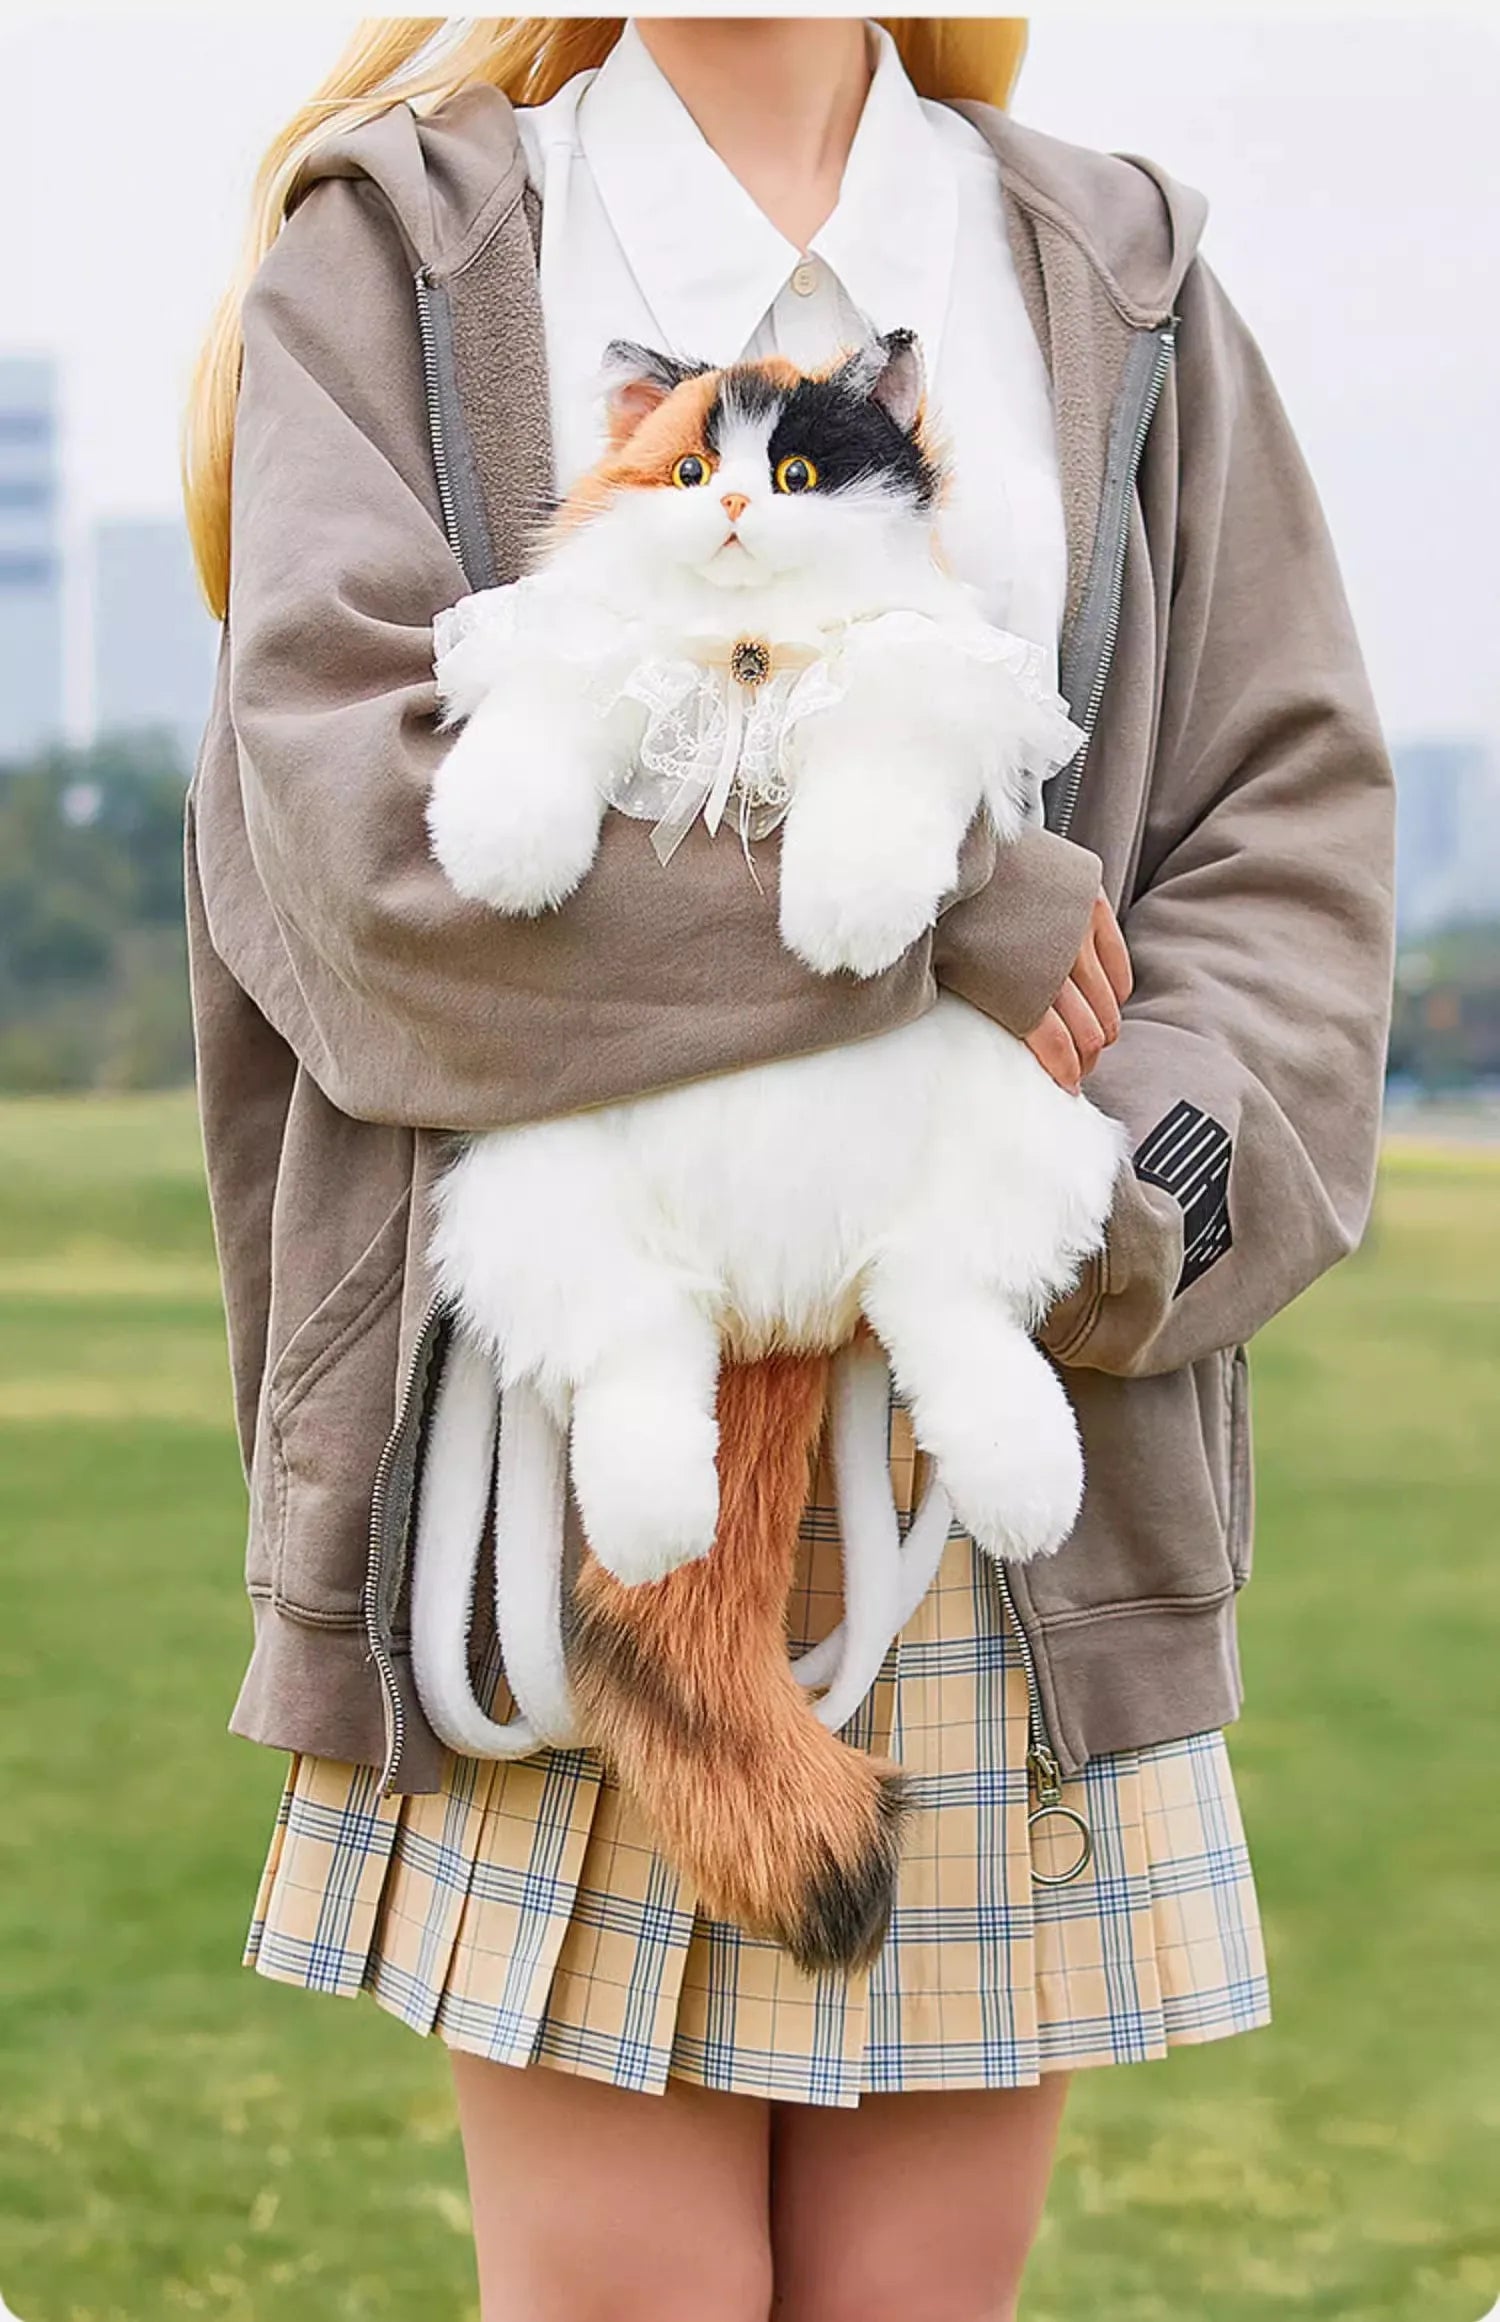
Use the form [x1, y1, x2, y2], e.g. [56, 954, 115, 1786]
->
[568, 1352, 906, 1974]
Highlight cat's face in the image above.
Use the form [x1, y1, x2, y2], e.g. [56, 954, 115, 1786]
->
[554, 334, 942, 602]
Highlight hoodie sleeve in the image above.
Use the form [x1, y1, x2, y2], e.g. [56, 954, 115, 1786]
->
[933, 824, 1104, 1037]
[1042, 257, 1396, 1377]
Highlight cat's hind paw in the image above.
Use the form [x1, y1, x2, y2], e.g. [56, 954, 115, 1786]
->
[571, 1395, 720, 1586]
[941, 1416, 1085, 1567]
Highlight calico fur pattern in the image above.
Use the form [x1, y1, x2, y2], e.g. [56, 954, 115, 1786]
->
[419, 336, 1122, 1967]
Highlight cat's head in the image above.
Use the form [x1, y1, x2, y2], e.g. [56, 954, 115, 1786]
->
[550, 333, 943, 603]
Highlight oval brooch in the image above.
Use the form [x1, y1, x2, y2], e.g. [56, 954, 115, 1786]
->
[729, 636, 773, 691]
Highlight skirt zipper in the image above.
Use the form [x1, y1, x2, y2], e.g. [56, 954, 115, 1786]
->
[1052, 324, 1177, 842]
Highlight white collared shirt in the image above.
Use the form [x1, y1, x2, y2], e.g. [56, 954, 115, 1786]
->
[518, 21, 1067, 661]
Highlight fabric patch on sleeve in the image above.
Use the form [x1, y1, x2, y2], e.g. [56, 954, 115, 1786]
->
[1133, 1100, 1233, 1294]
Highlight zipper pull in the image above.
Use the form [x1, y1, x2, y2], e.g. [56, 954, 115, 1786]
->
[1026, 1743, 1094, 1888]
[1027, 1741, 1064, 1806]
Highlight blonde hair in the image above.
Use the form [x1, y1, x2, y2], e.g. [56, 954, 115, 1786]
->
[183, 16, 1027, 618]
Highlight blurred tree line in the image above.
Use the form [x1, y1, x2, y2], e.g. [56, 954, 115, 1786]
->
[2, 735, 1499, 1096]
[0, 734, 193, 1092]
[1388, 920, 1500, 1091]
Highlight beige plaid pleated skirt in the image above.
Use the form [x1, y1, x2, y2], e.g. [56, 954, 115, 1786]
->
[247, 1402, 1270, 2106]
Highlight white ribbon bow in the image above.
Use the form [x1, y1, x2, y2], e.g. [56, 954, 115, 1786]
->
[611, 634, 831, 866]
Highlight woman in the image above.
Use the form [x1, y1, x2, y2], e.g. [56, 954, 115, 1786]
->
[184, 16, 1394, 2318]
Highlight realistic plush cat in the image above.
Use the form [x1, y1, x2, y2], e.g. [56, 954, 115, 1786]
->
[412, 333, 1123, 1971]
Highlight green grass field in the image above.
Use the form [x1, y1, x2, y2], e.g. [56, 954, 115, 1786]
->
[1, 1096, 1496, 2321]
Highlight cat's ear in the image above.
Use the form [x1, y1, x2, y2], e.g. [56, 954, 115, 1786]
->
[599, 342, 713, 445]
[831, 330, 926, 435]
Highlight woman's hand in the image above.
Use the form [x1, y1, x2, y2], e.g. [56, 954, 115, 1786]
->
[1025, 892, 1132, 1092]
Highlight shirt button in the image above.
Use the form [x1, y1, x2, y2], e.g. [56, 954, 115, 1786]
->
[790, 260, 819, 297]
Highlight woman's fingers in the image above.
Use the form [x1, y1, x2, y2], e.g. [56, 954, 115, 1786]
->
[1068, 935, 1122, 1046]
[1025, 895, 1132, 1093]
[1090, 892, 1133, 1004]
[1024, 1006, 1084, 1093]
[1054, 977, 1110, 1074]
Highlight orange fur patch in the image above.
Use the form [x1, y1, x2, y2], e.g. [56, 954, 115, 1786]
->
[552, 355, 812, 538]
[553, 369, 724, 534]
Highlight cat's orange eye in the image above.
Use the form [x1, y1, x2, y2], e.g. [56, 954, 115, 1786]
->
[671, 453, 712, 488]
[774, 455, 818, 494]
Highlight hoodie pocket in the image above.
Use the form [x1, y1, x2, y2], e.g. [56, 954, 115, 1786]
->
[255, 1190, 410, 1621]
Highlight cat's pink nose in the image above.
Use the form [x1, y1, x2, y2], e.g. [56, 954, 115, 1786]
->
[720, 492, 749, 523]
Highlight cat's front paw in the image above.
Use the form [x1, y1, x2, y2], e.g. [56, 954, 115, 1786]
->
[778, 851, 950, 979]
[427, 723, 605, 917]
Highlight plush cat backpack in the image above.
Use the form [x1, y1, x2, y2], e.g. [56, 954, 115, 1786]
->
[409, 331, 1123, 1972]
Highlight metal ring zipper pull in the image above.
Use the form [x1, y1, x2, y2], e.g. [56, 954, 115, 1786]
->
[1026, 1744, 1093, 1888]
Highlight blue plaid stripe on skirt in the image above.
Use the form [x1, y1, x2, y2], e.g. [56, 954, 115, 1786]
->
[246, 1403, 1269, 2106]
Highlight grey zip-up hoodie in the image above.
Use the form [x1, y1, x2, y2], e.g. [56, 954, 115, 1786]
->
[187, 85, 1395, 1793]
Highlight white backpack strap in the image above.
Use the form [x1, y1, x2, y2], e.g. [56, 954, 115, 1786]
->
[792, 1339, 954, 1727]
[410, 1334, 578, 1759]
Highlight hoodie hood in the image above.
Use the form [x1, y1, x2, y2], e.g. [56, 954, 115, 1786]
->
[955, 107, 1207, 328]
[290, 83, 531, 283]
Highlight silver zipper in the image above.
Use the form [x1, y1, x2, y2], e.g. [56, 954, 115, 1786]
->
[1052, 325, 1177, 841]
[362, 1297, 444, 1793]
[997, 324, 1178, 1877]
[414, 270, 466, 568]
[373, 271, 486, 1795]
[994, 1565, 1093, 1886]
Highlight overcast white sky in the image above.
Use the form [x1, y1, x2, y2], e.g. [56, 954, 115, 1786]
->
[2, 10, 1496, 756]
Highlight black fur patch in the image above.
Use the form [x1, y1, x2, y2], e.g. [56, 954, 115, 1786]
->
[706, 351, 940, 510]
[708, 366, 784, 433]
[790, 1771, 909, 1974]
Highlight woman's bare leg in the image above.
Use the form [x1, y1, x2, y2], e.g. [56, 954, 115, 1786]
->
[770, 2078, 1069, 2322]
[451, 2053, 773, 2322]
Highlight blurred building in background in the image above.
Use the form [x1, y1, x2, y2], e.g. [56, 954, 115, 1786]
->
[1393, 739, 1500, 936]
[92, 517, 217, 766]
[0, 357, 64, 764]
